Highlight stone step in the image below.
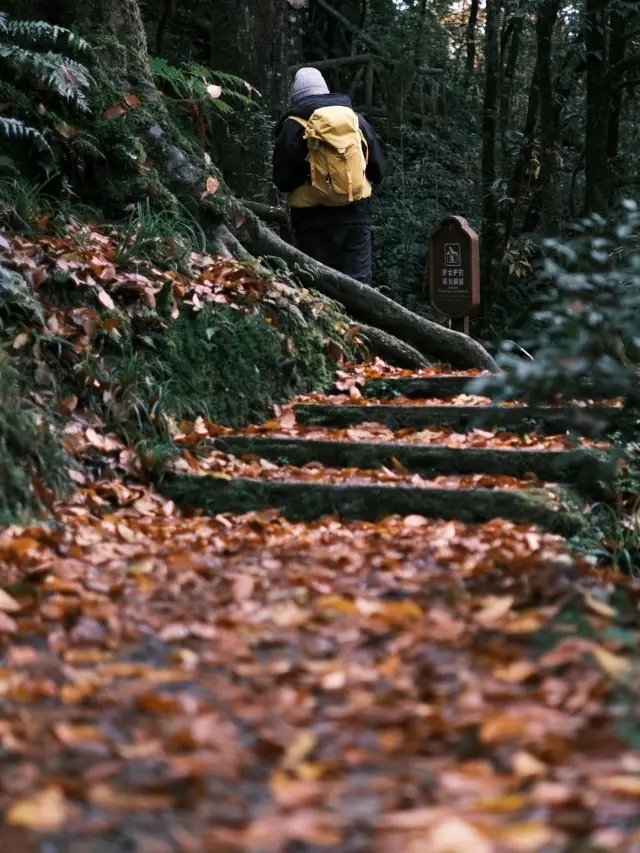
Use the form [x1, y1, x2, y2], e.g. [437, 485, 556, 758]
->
[294, 403, 623, 436]
[158, 473, 582, 535]
[363, 374, 482, 399]
[216, 436, 618, 494]
[362, 374, 637, 402]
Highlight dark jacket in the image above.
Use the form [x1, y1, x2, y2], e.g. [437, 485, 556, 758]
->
[272, 93, 386, 231]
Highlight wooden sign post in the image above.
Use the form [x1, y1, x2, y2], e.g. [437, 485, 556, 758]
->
[428, 215, 480, 335]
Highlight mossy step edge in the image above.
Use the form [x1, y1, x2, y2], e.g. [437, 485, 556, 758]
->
[216, 436, 619, 493]
[157, 473, 583, 535]
[294, 403, 631, 436]
[362, 375, 636, 402]
[363, 375, 487, 399]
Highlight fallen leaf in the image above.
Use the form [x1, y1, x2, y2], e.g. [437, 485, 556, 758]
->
[58, 394, 78, 415]
[344, 325, 361, 343]
[201, 176, 220, 197]
[595, 775, 640, 796]
[584, 594, 617, 619]
[474, 595, 514, 626]
[53, 722, 106, 746]
[428, 817, 493, 853]
[233, 574, 255, 601]
[97, 288, 116, 310]
[117, 523, 137, 543]
[103, 104, 126, 119]
[90, 784, 172, 811]
[123, 91, 141, 108]
[493, 661, 536, 683]
[5, 787, 68, 832]
[12, 332, 29, 349]
[0, 612, 17, 633]
[128, 557, 155, 575]
[512, 750, 548, 778]
[592, 645, 630, 679]
[55, 122, 78, 138]
[0, 589, 20, 613]
[496, 823, 556, 852]
[282, 730, 317, 770]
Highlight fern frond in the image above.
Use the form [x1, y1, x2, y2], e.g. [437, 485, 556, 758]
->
[149, 57, 254, 111]
[185, 62, 251, 94]
[0, 116, 52, 155]
[5, 19, 91, 54]
[0, 45, 91, 109]
[0, 80, 35, 115]
[0, 13, 7, 31]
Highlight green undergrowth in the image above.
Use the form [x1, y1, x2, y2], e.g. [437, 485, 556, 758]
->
[49, 299, 345, 436]
[0, 355, 70, 526]
[571, 448, 640, 578]
[0, 229, 355, 522]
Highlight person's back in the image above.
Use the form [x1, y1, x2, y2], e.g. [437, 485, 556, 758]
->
[272, 67, 386, 284]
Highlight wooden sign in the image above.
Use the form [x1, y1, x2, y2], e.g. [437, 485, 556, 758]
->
[428, 215, 480, 333]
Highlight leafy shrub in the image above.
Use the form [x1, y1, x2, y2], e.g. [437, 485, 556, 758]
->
[372, 113, 481, 317]
[0, 12, 92, 161]
[470, 200, 640, 405]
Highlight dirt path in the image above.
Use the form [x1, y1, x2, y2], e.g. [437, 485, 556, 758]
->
[0, 365, 639, 852]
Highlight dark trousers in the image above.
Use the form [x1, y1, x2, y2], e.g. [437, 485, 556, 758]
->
[295, 224, 372, 284]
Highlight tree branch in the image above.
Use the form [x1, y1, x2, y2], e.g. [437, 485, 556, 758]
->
[288, 54, 374, 72]
[613, 75, 640, 90]
[312, 0, 386, 55]
[607, 51, 640, 80]
[611, 175, 640, 188]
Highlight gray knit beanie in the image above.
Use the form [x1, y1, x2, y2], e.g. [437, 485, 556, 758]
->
[290, 67, 329, 104]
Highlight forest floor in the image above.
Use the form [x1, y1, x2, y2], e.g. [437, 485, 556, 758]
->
[1, 224, 640, 851]
[1, 353, 640, 851]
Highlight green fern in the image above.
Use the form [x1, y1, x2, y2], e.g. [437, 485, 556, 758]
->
[149, 56, 253, 117]
[0, 14, 92, 159]
[3, 19, 91, 54]
[0, 44, 92, 109]
[0, 117, 51, 154]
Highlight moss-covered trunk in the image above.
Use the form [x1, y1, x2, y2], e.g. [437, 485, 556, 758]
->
[206, 0, 291, 201]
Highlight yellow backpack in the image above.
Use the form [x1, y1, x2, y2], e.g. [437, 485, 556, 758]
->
[289, 105, 370, 207]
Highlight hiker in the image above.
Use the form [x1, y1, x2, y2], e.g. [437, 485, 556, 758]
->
[272, 67, 386, 285]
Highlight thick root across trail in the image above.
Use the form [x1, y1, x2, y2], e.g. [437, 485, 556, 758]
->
[0, 363, 639, 851]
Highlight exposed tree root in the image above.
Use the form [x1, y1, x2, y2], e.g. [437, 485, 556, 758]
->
[233, 211, 498, 371]
[215, 225, 427, 368]
[357, 325, 430, 368]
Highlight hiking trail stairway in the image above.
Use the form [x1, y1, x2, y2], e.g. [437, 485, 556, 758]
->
[3, 366, 640, 852]
[158, 371, 623, 537]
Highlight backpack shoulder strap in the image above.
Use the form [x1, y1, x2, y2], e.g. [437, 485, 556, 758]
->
[288, 115, 309, 130]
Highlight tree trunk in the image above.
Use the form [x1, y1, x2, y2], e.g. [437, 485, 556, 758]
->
[480, 0, 502, 326]
[211, 0, 291, 196]
[499, 12, 524, 169]
[536, 0, 561, 235]
[503, 58, 541, 247]
[607, 4, 628, 204]
[585, 0, 610, 213]
[466, 0, 480, 76]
